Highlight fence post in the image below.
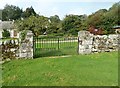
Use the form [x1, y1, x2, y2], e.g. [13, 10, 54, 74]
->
[58, 37, 59, 50]
[33, 36, 35, 58]
[77, 37, 79, 54]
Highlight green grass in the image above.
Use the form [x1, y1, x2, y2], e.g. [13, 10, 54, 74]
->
[2, 52, 118, 86]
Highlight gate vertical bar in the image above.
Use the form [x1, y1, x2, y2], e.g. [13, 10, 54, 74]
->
[77, 37, 79, 54]
[36, 37, 37, 57]
[58, 37, 59, 50]
[33, 36, 36, 58]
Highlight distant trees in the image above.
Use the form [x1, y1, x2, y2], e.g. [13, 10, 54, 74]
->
[21, 6, 37, 18]
[2, 4, 23, 21]
[2, 5, 37, 21]
[47, 15, 61, 34]
[61, 14, 87, 36]
[87, 9, 107, 27]
[86, 2, 120, 34]
[2, 2, 120, 36]
[16, 15, 49, 36]
[101, 2, 120, 34]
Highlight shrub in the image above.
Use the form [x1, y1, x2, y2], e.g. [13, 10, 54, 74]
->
[2, 29, 10, 38]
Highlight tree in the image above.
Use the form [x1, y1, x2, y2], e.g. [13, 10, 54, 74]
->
[49, 15, 60, 23]
[21, 6, 37, 18]
[47, 15, 61, 34]
[99, 2, 120, 34]
[86, 9, 107, 27]
[15, 1, 120, 36]
[86, 2, 120, 34]
[16, 15, 49, 36]
[61, 14, 86, 36]
[2, 4, 23, 21]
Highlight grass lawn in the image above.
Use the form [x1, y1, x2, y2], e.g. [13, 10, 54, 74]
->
[2, 52, 118, 86]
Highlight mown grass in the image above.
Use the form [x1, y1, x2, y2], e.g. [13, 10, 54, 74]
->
[2, 52, 118, 86]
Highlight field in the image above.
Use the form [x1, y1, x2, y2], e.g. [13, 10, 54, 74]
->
[2, 51, 118, 86]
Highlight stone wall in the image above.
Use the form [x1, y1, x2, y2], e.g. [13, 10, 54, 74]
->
[0, 30, 33, 60]
[19, 30, 33, 59]
[78, 31, 119, 54]
[0, 39, 19, 60]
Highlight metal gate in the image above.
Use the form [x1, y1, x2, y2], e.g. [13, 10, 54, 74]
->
[33, 36, 78, 58]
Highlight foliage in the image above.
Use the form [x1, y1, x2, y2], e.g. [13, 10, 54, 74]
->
[2, 2, 120, 36]
[61, 14, 86, 35]
[20, 30, 27, 41]
[16, 15, 49, 36]
[86, 2, 120, 34]
[2, 4, 23, 21]
[2, 29, 10, 38]
[21, 6, 37, 18]
[47, 15, 61, 34]
[1, 39, 19, 60]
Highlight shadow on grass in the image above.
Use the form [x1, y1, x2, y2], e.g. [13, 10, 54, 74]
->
[34, 49, 67, 58]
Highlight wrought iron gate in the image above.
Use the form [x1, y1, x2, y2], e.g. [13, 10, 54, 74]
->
[33, 36, 78, 58]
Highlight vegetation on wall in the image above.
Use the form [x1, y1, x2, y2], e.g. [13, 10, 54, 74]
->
[2, 29, 10, 38]
[1, 39, 19, 60]
[19, 30, 27, 41]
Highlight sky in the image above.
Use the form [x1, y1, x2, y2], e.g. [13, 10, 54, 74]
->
[0, 0, 119, 19]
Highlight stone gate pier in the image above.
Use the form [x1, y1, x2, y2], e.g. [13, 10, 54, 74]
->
[78, 31, 93, 54]
[19, 30, 33, 59]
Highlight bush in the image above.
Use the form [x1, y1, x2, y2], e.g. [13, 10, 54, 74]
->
[2, 29, 10, 38]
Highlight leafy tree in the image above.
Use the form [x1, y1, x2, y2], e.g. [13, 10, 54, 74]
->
[61, 14, 86, 36]
[16, 15, 49, 36]
[15, 1, 120, 36]
[47, 15, 61, 34]
[21, 6, 37, 18]
[49, 15, 60, 23]
[86, 1, 120, 34]
[86, 9, 107, 27]
[100, 2, 119, 34]
[2, 4, 23, 21]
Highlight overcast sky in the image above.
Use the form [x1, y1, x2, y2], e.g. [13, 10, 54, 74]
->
[0, 0, 119, 19]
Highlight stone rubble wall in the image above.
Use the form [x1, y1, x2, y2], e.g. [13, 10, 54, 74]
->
[1, 30, 33, 60]
[1, 30, 119, 60]
[0, 39, 19, 60]
[78, 31, 119, 54]
[19, 30, 33, 59]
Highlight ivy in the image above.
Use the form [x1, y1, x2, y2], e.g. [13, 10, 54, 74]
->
[20, 30, 27, 41]
[2, 29, 10, 38]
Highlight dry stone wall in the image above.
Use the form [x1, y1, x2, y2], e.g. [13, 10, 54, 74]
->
[0, 39, 19, 60]
[1, 30, 33, 60]
[78, 31, 119, 54]
[19, 30, 33, 59]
